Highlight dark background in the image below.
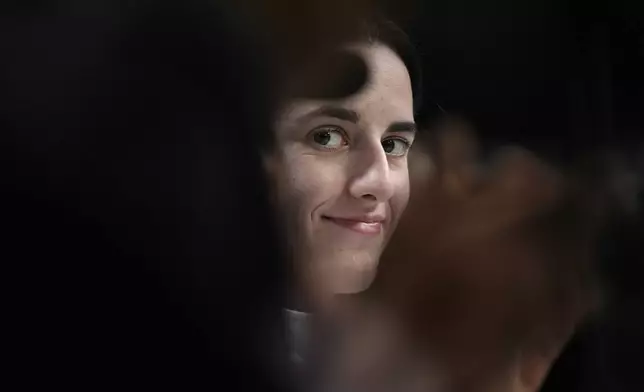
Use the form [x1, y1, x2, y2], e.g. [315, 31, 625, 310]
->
[410, 1, 643, 157]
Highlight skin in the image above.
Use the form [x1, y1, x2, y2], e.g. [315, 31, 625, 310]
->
[266, 42, 416, 309]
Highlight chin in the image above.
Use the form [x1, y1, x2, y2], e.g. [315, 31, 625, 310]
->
[331, 257, 379, 294]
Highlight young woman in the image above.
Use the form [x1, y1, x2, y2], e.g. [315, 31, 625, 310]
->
[265, 21, 422, 313]
[261, 20, 425, 390]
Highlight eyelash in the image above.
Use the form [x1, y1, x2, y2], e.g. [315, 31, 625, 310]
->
[308, 126, 350, 149]
[385, 136, 412, 148]
[383, 136, 413, 158]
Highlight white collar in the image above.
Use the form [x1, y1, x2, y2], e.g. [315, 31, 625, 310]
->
[284, 308, 311, 365]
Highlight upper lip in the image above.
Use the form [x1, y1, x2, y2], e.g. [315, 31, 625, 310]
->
[323, 214, 385, 223]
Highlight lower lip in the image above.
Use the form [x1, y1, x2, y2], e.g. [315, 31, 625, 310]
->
[323, 217, 383, 235]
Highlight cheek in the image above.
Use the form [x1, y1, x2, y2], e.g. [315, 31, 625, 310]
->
[389, 167, 411, 222]
[277, 153, 347, 218]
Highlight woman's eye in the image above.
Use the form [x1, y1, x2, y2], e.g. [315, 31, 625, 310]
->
[382, 137, 411, 157]
[310, 126, 348, 150]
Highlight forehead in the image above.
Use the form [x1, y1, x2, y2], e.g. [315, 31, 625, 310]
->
[278, 42, 414, 125]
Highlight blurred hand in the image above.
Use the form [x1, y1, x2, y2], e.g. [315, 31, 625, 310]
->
[370, 117, 603, 391]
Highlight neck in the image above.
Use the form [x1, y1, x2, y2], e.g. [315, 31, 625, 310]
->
[286, 281, 313, 313]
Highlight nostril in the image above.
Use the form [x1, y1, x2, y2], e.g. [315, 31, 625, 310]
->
[362, 194, 377, 201]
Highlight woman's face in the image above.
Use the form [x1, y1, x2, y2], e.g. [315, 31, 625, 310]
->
[268, 42, 415, 302]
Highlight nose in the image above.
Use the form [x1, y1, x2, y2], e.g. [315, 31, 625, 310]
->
[348, 143, 395, 203]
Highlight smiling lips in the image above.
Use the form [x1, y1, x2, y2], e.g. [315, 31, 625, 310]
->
[323, 215, 384, 235]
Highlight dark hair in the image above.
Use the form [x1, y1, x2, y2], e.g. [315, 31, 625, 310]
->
[359, 19, 424, 113]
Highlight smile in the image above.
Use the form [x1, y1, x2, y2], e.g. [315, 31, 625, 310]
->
[322, 216, 384, 235]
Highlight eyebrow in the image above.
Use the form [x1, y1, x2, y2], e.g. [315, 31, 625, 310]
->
[298, 105, 360, 123]
[296, 105, 417, 133]
[386, 121, 417, 134]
